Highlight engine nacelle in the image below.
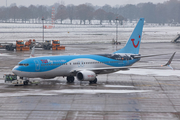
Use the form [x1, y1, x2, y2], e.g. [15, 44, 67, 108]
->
[76, 70, 96, 81]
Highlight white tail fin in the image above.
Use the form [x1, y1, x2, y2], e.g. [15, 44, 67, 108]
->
[114, 18, 144, 54]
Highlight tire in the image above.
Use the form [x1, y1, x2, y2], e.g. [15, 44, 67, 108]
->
[43, 46, 47, 50]
[6, 46, 10, 51]
[89, 78, 97, 84]
[23, 81, 26, 85]
[89, 81, 93, 84]
[70, 79, 74, 83]
[47, 46, 51, 50]
[93, 78, 97, 83]
[67, 76, 74, 83]
[24, 81, 28, 85]
[10, 48, 14, 51]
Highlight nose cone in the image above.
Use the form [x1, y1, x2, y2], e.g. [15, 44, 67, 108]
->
[12, 66, 19, 75]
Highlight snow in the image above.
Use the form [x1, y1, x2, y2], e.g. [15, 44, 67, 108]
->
[117, 69, 180, 77]
[0, 23, 179, 44]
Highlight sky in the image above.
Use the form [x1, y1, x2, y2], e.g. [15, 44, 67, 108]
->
[1, 0, 169, 7]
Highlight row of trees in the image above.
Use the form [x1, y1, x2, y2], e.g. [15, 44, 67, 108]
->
[0, 4, 51, 23]
[0, 3, 125, 24]
[103, 0, 180, 24]
[0, 0, 180, 24]
[56, 4, 125, 24]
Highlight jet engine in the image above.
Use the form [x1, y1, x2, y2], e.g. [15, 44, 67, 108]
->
[76, 70, 96, 81]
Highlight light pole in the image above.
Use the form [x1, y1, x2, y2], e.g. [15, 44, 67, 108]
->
[115, 17, 119, 44]
[42, 17, 45, 42]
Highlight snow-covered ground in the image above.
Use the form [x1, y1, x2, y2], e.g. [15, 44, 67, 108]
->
[0, 23, 179, 44]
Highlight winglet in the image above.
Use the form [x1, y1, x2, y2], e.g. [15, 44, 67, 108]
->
[162, 52, 176, 68]
[30, 46, 35, 58]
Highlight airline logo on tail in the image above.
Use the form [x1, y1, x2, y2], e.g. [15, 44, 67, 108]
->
[113, 18, 144, 54]
[131, 35, 141, 48]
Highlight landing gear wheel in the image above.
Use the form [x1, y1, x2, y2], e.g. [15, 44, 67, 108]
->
[47, 46, 51, 50]
[67, 76, 74, 83]
[89, 78, 97, 84]
[10, 47, 14, 51]
[23, 81, 28, 85]
[6, 46, 10, 51]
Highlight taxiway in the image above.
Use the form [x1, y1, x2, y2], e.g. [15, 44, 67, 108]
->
[0, 43, 179, 120]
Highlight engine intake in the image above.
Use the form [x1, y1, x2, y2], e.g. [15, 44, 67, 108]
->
[76, 70, 96, 81]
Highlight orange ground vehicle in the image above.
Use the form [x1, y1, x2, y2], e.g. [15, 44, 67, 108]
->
[16, 40, 30, 51]
[52, 40, 65, 50]
[25, 39, 36, 49]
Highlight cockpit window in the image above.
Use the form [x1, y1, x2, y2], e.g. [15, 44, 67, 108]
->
[18, 63, 29, 66]
[24, 64, 29, 66]
[19, 64, 23, 66]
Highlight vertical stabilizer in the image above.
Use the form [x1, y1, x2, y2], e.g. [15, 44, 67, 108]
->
[114, 18, 144, 54]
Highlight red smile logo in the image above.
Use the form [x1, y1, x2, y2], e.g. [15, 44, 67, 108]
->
[131, 35, 140, 48]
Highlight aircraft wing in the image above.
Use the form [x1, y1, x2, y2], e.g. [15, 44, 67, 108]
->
[70, 52, 176, 75]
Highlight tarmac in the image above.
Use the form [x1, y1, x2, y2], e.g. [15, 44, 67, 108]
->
[0, 42, 179, 120]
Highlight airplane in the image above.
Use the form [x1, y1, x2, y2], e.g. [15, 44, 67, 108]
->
[12, 18, 176, 84]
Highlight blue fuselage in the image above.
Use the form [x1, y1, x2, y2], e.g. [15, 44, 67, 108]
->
[12, 53, 140, 79]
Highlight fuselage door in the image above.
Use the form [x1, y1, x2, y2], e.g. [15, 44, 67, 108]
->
[34, 60, 40, 71]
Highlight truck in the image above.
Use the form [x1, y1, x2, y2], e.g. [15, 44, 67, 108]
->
[0, 40, 30, 51]
[39, 40, 65, 50]
[25, 39, 36, 49]
[52, 40, 65, 50]
[0, 40, 65, 51]
[0, 43, 15, 51]
[4, 74, 30, 85]
[42, 40, 52, 50]
[16, 40, 30, 51]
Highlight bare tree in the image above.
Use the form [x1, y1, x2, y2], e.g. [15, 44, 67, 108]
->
[55, 5, 68, 24]
[0, 7, 6, 21]
[94, 9, 106, 24]
[156, 3, 167, 24]
[67, 4, 76, 24]
[19, 6, 30, 23]
[9, 6, 19, 22]
[76, 4, 94, 24]
[102, 4, 112, 13]
[106, 12, 116, 24]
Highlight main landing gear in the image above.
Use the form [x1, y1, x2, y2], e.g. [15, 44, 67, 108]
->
[66, 76, 74, 83]
[89, 78, 97, 84]
[66, 76, 98, 84]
